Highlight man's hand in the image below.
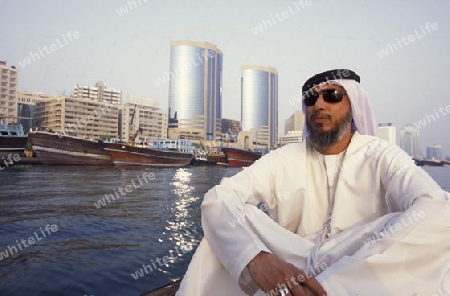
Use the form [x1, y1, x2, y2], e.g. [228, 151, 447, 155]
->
[247, 252, 327, 296]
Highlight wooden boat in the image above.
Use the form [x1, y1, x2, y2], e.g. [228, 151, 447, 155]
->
[414, 159, 444, 167]
[0, 122, 28, 156]
[28, 131, 113, 165]
[222, 147, 262, 167]
[103, 139, 194, 167]
[191, 154, 217, 166]
[206, 151, 228, 165]
[142, 280, 181, 296]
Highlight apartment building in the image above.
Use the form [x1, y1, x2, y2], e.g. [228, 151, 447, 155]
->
[73, 81, 122, 105]
[118, 97, 167, 144]
[35, 96, 118, 139]
[0, 60, 19, 124]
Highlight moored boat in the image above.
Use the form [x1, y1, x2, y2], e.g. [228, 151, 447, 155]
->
[0, 122, 28, 156]
[414, 159, 444, 167]
[103, 139, 194, 167]
[222, 147, 262, 167]
[28, 131, 113, 165]
[142, 280, 180, 296]
[206, 150, 228, 165]
[191, 153, 217, 166]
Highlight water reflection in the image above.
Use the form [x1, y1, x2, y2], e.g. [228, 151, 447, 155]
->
[168, 167, 199, 252]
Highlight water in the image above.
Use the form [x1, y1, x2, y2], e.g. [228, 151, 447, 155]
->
[0, 165, 241, 296]
[0, 165, 449, 296]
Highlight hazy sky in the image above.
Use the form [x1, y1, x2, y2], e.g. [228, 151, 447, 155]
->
[1, 0, 449, 157]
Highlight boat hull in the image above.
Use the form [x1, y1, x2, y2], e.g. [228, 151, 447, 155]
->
[104, 143, 193, 167]
[207, 152, 228, 165]
[222, 147, 262, 167]
[28, 132, 112, 165]
[414, 159, 444, 167]
[0, 136, 28, 155]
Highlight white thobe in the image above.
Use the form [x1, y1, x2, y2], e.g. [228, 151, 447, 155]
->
[177, 132, 450, 296]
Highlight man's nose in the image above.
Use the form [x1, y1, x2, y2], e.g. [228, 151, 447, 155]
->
[313, 94, 326, 109]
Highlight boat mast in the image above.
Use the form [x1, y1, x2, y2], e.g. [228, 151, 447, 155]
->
[128, 104, 142, 146]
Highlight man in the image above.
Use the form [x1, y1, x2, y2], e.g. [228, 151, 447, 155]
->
[177, 69, 450, 296]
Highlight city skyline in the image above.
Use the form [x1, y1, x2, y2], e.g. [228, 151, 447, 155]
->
[1, 0, 449, 156]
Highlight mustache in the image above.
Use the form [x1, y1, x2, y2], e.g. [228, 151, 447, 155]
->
[310, 111, 332, 120]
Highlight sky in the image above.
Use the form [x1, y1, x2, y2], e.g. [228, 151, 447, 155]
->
[1, 0, 449, 157]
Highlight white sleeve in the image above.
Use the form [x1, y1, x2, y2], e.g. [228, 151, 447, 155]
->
[380, 143, 448, 211]
[201, 149, 284, 281]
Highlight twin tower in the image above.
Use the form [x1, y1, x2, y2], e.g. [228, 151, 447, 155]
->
[168, 41, 278, 148]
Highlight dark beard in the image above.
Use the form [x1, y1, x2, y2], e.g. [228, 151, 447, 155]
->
[306, 109, 353, 151]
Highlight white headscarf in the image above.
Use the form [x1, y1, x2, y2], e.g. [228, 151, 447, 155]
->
[302, 79, 376, 137]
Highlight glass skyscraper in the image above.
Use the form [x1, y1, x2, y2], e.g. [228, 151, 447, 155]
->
[400, 124, 420, 158]
[168, 41, 223, 141]
[241, 66, 278, 148]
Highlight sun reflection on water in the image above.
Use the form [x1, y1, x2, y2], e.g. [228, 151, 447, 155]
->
[167, 168, 202, 252]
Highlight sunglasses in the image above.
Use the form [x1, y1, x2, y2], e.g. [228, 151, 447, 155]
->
[303, 89, 346, 106]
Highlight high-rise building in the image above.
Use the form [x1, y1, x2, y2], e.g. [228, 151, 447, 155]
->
[0, 60, 19, 124]
[400, 124, 420, 158]
[35, 96, 118, 140]
[377, 123, 396, 145]
[241, 65, 278, 148]
[168, 41, 223, 142]
[427, 145, 442, 160]
[118, 97, 167, 144]
[73, 81, 122, 105]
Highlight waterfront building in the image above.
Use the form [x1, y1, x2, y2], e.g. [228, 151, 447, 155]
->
[0, 60, 18, 124]
[400, 124, 420, 158]
[377, 123, 397, 145]
[280, 110, 304, 146]
[128, 95, 160, 108]
[73, 81, 122, 105]
[168, 41, 223, 142]
[221, 118, 241, 135]
[279, 130, 303, 146]
[241, 65, 278, 149]
[427, 145, 442, 160]
[35, 96, 118, 140]
[118, 96, 167, 144]
[17, 91, 56, 132]
[284, 110, 305, 134]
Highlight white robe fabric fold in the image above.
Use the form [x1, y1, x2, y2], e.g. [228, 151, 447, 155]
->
[177, 133, 450, 296]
